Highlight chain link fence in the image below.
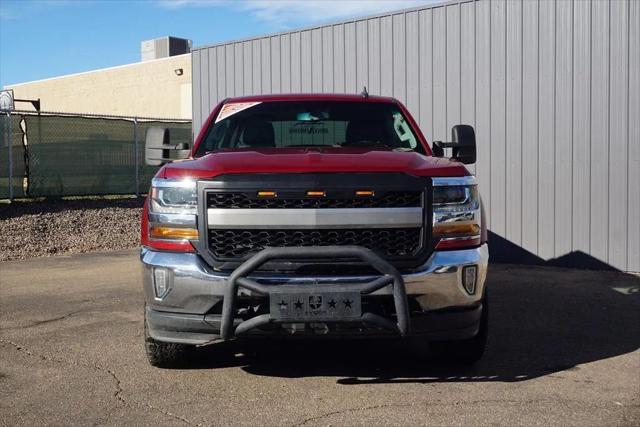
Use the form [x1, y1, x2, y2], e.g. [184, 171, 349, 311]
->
[0, 113, 25, 199]
[0, 111, 191, 199]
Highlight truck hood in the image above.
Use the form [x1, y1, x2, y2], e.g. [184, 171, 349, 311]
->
[159, 147, 470, 179]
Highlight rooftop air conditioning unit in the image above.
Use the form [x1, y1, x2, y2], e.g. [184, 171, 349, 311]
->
[141, 37, 192, 62]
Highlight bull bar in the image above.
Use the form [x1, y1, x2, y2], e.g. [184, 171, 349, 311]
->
[220, 245, 410, 339]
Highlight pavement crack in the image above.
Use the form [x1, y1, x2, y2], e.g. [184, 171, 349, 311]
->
[1, 310, 83, 330]
[0, 339, 203, 426]
[26, 310, 83, 327]
[294, 403, 415, 426]
[292, 397, 601, 426]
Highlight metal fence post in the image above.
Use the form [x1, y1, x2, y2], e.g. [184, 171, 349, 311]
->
[133, 117, 139, 196]
[7, 111, 13, 201]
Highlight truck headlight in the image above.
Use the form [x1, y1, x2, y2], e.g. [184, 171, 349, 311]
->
[149, 178, 198, 240]
[150, 178, 197, 214]
[432, 177, 481, 249]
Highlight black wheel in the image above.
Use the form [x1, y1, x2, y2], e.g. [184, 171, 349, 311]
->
[431, 295, 489, 364]
[144, 310, 191, 368]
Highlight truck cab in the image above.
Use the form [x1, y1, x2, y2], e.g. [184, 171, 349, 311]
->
[140, 93, 488, 367]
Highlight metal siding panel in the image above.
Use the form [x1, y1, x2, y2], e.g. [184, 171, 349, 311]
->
[380, 16, 393, 96]
[345, 23, 357, 93]
[590, 0, 609, 264]
[192, 50, 202, 139]
[225, 44, 235, 97]
[555, 0, 573, 258]
[291, 32, 301, 92]
[281, 35, 291, 93]
[460, 2, 476, 174]
[261, 38, 271, 94]
[393, 13, 406, 102]
[521, 0, 539, 254]
[252, 39, 261, 94]
[419, 9, 434, 142]
[446, 5, 461, 130]
[432, 7, 447, 141]
[202, 48, 212, 115]
[356, 20, 369, 91]
[301, 31, 312, 92]
[572, 0, 591, 256]
[271, 37, 281, 93]
[608, 0, 629, 269]
[333, 25, 345, 93]
[406, 11, 420, 118]
[506, 0, 522, 245]
[475, 0, 491, 223]
[234, 43, 243, 96]
[216, 46, 225, 101]
[538, 0, 555, 259]
[629, 0, 640, 271]
[243, 41, 253, 95]
[312, 28, 323, 92]
[322, 26, 334, 92]
[490, 0, 507, 237]
[368, 18, 381, 95]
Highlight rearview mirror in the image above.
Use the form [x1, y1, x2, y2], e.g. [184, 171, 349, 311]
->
[431, 124, 476, 165]
[145, 127, 191, 166]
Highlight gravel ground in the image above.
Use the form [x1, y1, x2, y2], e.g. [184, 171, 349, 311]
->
[0, 198, 144, 261]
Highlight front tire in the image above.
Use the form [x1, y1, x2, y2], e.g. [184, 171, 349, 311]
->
[431, 295, 488, 364]
[144, 310, 191, 368]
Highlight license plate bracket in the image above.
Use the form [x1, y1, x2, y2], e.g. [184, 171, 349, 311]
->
[270, 291, 362, 321]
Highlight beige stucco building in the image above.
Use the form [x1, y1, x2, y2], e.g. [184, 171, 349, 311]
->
[4, 52, 191, 119]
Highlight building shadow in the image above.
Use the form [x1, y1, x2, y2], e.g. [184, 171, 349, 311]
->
[488, 231, 620, 271]
[179, 261, 639, 383]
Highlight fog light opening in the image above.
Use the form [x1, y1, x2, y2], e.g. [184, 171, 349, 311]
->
[153, 268, 169, 299]
[462, 265, 477, 295]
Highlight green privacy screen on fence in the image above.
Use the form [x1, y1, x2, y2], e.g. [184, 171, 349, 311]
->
[0, 112, 191, 198]
[26, 115, 138, 196]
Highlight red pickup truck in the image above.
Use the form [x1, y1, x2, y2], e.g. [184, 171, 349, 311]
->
[140, 93, 488, 368]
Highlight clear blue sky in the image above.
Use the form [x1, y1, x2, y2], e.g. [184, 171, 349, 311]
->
[0, 0, 434, 88]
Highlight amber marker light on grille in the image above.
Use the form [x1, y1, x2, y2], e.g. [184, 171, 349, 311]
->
[307, 191, 326, 197]
[355, 190, 375, 197]
[257, 191, 277, 197]
[150, 226, 199, 240]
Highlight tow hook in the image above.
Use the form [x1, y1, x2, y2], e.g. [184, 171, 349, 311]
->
[310, 322, 329, 335]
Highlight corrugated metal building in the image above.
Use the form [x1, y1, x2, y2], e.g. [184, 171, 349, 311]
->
[191, 0, 639, 272]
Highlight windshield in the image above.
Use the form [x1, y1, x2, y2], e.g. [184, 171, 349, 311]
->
[195, 101, 425, 156]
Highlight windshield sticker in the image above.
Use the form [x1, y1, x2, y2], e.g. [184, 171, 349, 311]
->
[290, 123, 329, 134]
[216, 102, 262, 123]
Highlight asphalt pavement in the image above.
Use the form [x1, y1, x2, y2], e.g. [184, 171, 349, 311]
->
[1, 250, 639, 426]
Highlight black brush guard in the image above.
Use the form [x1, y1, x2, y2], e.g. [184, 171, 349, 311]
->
[220, 246, 410, 339]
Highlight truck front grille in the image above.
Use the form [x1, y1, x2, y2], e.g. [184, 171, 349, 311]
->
[206, 191, 422, 209]
[208, 228, 422, 259]
[196, 173, 433, 270]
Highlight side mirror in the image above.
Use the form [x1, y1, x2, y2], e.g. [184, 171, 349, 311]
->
[450, 124, 476, 164]
[145, 127, 191, 166]
[431, 124, 476, 164]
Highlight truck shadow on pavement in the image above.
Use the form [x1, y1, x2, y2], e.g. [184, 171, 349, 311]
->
[180, 264, 640, 384]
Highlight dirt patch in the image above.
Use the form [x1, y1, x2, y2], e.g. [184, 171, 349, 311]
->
[0, 198, 144, 261]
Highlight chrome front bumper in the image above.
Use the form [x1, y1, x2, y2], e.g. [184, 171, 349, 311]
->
[141, 244, 489, 314]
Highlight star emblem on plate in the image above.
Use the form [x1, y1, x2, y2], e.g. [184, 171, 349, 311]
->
[343, 299, 353, 308]
[328, 299, 337, 308]
[294, 299, 303, 309]
[278, 300, 288, 310]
